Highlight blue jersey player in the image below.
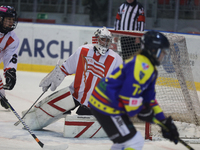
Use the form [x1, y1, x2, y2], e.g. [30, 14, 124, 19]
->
[89, 30, 179, 150]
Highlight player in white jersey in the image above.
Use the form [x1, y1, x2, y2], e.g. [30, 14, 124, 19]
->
[41, 26, 122, 114]
[0, 6, 19, 109]
[22, 27, 123, 130]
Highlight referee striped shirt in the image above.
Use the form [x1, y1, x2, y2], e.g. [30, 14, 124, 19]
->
[114, 1, 145, 31]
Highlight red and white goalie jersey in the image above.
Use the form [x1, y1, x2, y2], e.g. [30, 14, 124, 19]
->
[0, 31, 19, 72]
[60, 44, 123, 106]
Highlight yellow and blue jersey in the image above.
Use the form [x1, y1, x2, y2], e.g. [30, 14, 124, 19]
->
[89, 54, 165, 121]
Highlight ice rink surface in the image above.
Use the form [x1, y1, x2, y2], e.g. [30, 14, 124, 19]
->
[0, 71, 200, 150]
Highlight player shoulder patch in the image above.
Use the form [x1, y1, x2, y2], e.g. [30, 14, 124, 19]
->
[142, 62, 149, 70]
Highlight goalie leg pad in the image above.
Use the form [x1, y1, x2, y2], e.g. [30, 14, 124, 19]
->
[23, 87, 75, 130]
[63, 115, 107, 138]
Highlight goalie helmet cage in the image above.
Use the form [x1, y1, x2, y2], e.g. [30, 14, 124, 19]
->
[109, 29, 200, 142]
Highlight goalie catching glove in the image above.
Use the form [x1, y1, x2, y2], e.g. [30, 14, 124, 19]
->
[161, 116, 179, 144]
[3, 68, 16, 90]
[39, 61, 66, 92]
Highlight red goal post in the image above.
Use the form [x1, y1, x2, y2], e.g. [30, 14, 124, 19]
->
[108, 29, 200, 142]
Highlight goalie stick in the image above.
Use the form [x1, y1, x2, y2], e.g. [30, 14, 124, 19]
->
[0, 92, 68, 150]
[153, 117, 195, 150]
[14, 85, 50, 126]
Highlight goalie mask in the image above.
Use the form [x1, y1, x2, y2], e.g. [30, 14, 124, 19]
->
[94, 27, 112, 55]
[0, 5, 18, 33]
[141, 30, 170, 66]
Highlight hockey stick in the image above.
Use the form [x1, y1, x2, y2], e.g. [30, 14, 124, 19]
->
[0, 92, 68, 150]
[0, 92, 44, 148]
[14, 85, 50, 126]
[153, 118, 195, 150]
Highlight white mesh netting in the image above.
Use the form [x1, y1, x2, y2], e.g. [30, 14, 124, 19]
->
[109, 30, 200, 142]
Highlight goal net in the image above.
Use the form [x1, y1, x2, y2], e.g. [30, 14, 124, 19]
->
[108, 30, 200, 143]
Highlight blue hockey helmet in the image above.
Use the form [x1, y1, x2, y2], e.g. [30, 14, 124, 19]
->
[141, 30, 170, 66]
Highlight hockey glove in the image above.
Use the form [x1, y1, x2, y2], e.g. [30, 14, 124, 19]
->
[3, 68, 16, 90]
[137, 103, 154, 122]
[39, 61, 66, 92]
[0, 95, 9, 109]
[161, 116, 179, 144]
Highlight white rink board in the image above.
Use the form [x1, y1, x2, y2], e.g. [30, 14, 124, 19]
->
[15, 22, 99, 66]
[14, 23, 200, 83]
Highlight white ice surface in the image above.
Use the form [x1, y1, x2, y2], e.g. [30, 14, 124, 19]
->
[0, 71, 200, 150]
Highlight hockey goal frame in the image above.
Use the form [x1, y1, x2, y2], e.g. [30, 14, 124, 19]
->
[109, 30, 151, 139]
[108, 29, 200, 142]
